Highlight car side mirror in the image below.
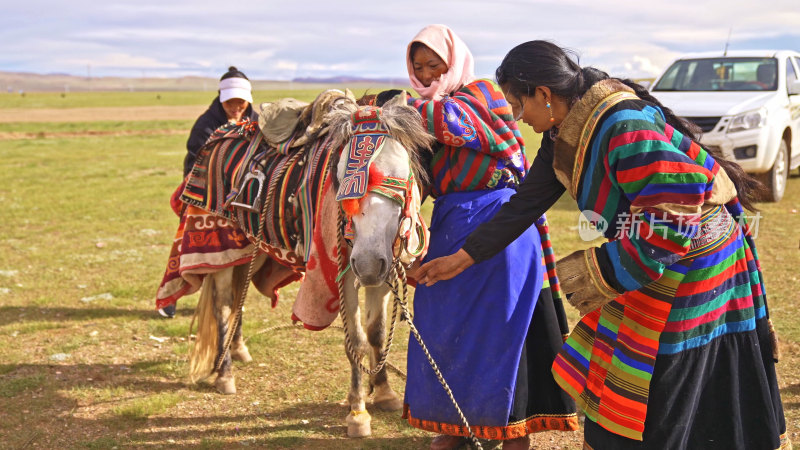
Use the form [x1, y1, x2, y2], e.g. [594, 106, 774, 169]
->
[789, 79, 800, 96]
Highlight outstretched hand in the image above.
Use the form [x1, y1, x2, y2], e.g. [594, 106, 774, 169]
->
[414, 249, 475, 287]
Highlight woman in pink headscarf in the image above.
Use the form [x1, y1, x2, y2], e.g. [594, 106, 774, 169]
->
[401, 25, 578, 450]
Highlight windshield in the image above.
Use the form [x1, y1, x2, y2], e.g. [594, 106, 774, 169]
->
[653, 57, 778, 91]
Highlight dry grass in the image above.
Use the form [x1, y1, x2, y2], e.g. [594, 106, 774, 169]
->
[0, 94, 798, 449]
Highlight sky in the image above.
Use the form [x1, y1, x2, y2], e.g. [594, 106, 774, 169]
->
[2, 0, 799, 82]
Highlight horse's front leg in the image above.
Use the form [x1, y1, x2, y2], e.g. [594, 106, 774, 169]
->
[364, 285, 402, 411]
[342, 269, 372, 437]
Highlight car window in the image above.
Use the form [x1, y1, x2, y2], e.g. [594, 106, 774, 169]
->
[788, 57, 799, 85]
[653, 57, 778, 91]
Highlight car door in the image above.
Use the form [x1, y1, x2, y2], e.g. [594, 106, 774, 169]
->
[788, 56, 800, 166]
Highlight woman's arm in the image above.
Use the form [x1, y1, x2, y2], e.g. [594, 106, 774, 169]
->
[462, 139, 564, 262]
[184, 117, 216, 177]
[415, 138, 565, 286]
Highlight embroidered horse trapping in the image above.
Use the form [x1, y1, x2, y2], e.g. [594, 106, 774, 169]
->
[336, 107, 387, 202]
[181, 121, 332, 269]
[173, 116, 346, 330]
[154, 204, 302, 311]
[155, 204, 254, 309]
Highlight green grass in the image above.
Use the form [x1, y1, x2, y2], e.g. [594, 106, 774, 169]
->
[111, 392, 183, 418]
[0, 119, 193, 134]
[0, 374, 46, 397]
[0, 87, 403, 109]
[0, 90, 798, 449]
[79, 436, 122, 449]
[68, 385, 128, 403]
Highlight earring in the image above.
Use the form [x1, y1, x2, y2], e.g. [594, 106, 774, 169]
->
[546, 101, 554, 123]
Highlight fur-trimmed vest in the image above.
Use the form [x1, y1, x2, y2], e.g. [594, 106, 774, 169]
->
[552, 79, 736, 212]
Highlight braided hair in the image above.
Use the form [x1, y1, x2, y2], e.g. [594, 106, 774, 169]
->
[496, 40, 763, 210]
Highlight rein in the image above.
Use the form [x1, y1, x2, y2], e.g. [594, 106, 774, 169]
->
[211, 135, 309, 376]
[334, 107, 480, 449]
[335, 207, 482, 450]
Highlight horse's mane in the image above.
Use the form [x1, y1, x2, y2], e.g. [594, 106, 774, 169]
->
[327, 93, 435, 185]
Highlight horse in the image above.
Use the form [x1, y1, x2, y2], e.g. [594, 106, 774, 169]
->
[156, 89, 433, 437]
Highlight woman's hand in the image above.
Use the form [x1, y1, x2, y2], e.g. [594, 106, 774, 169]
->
[414, 249, 475, 286]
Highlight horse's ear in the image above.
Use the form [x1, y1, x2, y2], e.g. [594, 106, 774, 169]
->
[383, 90, 408, 109]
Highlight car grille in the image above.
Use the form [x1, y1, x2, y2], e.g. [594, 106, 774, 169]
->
[684, 116, 721, 133]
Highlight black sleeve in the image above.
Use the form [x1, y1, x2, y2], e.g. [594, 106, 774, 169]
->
[461, 136, 566, 263]
[184, 119, 216, 177]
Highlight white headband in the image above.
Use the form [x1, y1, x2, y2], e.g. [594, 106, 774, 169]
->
[219, 77, 252, 103]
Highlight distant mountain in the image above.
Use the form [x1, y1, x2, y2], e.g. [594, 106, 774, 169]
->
[0, 71, 409, 93]
[292, 76, 408, 85]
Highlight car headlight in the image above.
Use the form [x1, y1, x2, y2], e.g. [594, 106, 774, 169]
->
[727, 108, 768, 133]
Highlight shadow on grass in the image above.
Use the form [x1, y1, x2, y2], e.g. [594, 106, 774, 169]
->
[0, 361, 431, 449]
[780, 382, 800, 409]
[0, 305, 197, 327]
[120, 403, 433, 449]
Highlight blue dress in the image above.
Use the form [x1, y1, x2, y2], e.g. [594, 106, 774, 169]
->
[404, 188, 542, 430]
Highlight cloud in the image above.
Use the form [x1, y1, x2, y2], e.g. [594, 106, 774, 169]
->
[1, 0, 799, 81]
[62, 53, 181, 70]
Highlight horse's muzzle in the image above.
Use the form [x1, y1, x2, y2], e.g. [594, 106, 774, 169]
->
[350, 254, 391, 287]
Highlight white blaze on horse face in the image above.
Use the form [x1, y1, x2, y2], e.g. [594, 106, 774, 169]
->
[339, 140, 409, 287]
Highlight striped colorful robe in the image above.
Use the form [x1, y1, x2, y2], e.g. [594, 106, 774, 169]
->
[409, 79, 528, 196]
[550, 79, 786, 447]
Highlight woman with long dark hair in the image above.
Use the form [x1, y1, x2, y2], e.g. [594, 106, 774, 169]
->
[416, 40, 788, 449]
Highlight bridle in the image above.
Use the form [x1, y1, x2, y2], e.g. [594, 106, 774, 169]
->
[336, 106, 428, 266]
[333, 105, 483, 449]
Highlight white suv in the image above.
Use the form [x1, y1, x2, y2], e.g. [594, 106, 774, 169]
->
[650, 50, 800, 201]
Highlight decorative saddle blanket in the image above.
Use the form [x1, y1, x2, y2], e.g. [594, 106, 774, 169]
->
[166, 113, 347, 330]
[181, 121, 333, 269]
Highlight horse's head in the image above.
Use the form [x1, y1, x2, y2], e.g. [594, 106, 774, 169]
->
[328, 93, 434, 287]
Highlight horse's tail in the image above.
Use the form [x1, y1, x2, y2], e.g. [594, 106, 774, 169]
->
[189, 275, 219, 383]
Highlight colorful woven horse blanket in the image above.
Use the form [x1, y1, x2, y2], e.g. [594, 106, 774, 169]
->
[156, 118, 343, 329]
[182, 121, 331, 267]
[550, 80, 785, 444]
[156, 204, 253, 309]
[154, 203, 301, 310]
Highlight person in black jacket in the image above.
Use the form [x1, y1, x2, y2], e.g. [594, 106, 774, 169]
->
[160, 66, 257, 319]
[183, 66, 258, 177]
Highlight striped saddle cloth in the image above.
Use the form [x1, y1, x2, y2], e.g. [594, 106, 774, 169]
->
[181, 121, 334, 262]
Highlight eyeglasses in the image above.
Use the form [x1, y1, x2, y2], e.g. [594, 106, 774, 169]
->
[513, 99, 525, 121]
[510, 82, 531, 122]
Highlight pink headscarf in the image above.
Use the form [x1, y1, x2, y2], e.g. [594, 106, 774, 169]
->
[406, 24, 475, 100]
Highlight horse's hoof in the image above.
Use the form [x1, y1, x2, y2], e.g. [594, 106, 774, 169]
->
[231, 344, 253, 363]
[373, 395, 403, 411]
[346, 410, 372, 438]
[215, 375, 236, 395]
[372, 385, 403, 411]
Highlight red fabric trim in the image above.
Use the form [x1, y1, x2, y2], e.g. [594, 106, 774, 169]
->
[290, 313, 328, 331]
[403, 404, 579, 440]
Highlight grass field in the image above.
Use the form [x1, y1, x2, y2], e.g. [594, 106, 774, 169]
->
[0, 90, 799, 449]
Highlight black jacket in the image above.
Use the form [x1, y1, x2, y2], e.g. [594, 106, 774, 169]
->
[183, 96, 256, 177]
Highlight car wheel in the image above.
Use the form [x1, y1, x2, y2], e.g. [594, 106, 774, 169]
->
[757, 138, 789, 202]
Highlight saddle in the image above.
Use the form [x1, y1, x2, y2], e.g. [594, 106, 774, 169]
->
[258, 98, 309, 149]
[181, 89, 357, 266]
